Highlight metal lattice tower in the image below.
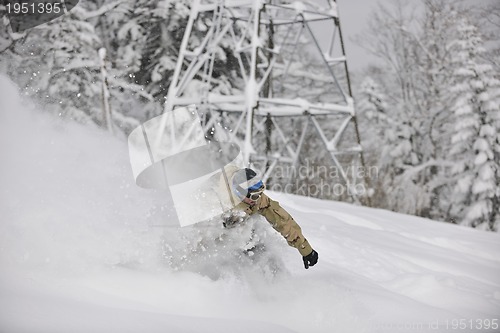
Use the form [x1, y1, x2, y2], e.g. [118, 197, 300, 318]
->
[162, 0, 368, 202]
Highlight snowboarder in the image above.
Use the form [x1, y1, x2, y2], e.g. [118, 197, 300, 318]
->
[221, 167, 319, 269]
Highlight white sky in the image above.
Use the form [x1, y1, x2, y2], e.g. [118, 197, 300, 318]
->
[335, 0, 498, 72]
[336, 0, 382, 72]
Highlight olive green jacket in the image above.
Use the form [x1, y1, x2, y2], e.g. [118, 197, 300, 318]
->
[234, 194, 313, 257]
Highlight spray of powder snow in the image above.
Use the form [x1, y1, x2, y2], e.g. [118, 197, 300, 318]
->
[0, 74, 287, 282]
[0, 75, 171, 274]
[162, 214, 289, 281]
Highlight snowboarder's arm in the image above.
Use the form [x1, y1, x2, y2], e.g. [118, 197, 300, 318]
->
[258, 194, 313, 257]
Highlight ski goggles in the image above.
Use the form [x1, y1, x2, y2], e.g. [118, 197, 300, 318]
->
[234, 180, 265, 201]
[247, 190, 264, 201]
[247, 181, 265, 201]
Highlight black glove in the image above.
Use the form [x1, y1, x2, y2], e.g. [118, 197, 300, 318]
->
[303, 249, 318, 269]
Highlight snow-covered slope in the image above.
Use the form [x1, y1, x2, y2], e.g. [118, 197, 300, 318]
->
[1, 75, 499, 333]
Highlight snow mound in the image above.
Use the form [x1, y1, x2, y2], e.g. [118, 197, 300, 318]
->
[1, 75, 500, 333]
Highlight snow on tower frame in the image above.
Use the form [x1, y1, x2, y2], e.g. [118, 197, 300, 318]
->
[160, 0, 369, 203]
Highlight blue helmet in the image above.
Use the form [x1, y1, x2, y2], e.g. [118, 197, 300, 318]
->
[232, 168, 264, 199]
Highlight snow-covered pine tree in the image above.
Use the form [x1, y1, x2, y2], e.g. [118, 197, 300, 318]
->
[17, 5, 103, 125]
[4, 0, 145, 135]
[448, 19, 500, 232]
[87, 0, 154, 133]
[355, 76, 391, 206]
[0, 4, 23, 70]
[472, 1, 500, 72]
[410, 0, 464, 220]
[357, 77, 390, 129]
[115, 0, 188, 101]
[354, 1, 432, 215]
[354, 0, 480, 220]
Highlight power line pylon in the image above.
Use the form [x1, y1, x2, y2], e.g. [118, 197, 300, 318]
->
[162, 0, 369, 203]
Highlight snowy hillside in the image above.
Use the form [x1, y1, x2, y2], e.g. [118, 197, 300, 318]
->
[1, 75, 499, 333]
